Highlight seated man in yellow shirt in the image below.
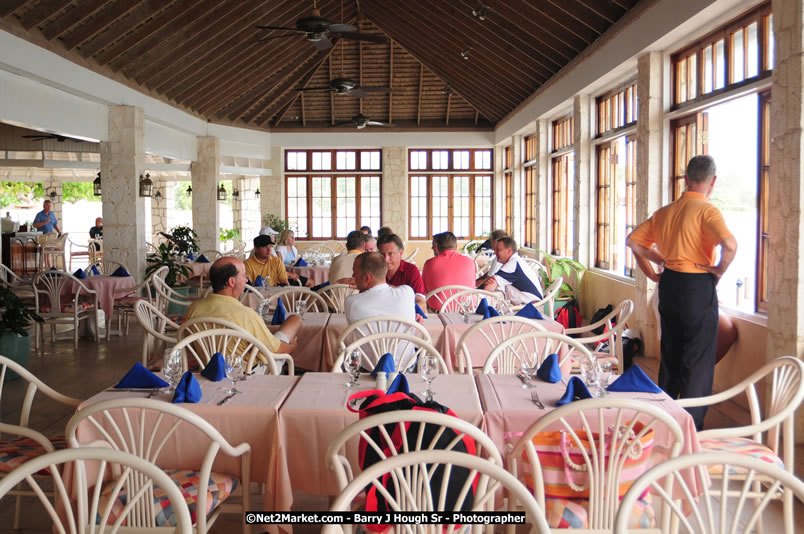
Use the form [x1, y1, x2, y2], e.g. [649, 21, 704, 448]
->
[186, 256, 301, 355]
[244, 234, 299, 286]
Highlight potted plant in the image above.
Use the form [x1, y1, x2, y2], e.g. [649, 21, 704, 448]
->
[145, 243, 191, 288]
[219, 227, 241, 247]
[262, 214, 291, 234]
[162, 225, 199, 259]
[537, 250, 587, 302]
[0, 283, 43, 380]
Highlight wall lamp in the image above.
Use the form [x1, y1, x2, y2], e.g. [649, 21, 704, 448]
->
[217, 183, 227, 201]
[138, 173, 154, 197]
[93, 172, 102, 196]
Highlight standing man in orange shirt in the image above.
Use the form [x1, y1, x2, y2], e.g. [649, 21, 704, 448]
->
[627, 155, 737, 430]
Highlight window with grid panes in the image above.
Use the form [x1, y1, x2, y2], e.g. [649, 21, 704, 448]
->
[551, 116, 574, 256]
[407, 149, 493, 239]
[596, 83, 637, 137]
[284, 149, 381, 239]
[595, 136, 637, 276]
[523, 135, 538, 247]
[503, 146, 513, 235]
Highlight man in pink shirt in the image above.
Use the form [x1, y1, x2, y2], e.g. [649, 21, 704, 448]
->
[422, 231, 476, 311]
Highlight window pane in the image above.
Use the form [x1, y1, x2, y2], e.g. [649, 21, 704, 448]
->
[336, 151, 356, 170]
[474, 175, 492, 238]
[287, 151, 306, 171]
[453, 176, 470, 237]
[433, 151, 449, 170]
[453, 150, 469, 170]
[410, 175, 428, 238]
[312, 151, 331, 171]
[767, 15, 774, 69]
[733, 29, 745, 83]
[715, 39, 725, 89]
[311, 177, 332, 238]
[287, 177, 307, 238]
[747, 22, 759, 78]
[360, 176, 381, 231]
[336, 177, 356, 238]
[474, 149, 492, 169]
[360, 150, 381, 170]
[703, 46, 713, 93]
[688, 54, 697, 99]
[432, 176, 449, 235]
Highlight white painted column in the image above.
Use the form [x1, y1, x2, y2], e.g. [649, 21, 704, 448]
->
[99, 105, 146, 279]
[382, 146, 408, 240]
[768, 0, 804, 440]
[191, 136, 220, 251]
[573, 95, 593, 268]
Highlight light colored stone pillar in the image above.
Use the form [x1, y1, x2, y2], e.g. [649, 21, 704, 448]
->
[239, 176, 261, 240]
[768, 0, 804, 441]
[633, 52, 665, 358]
[573, 95, 592, 268]
[99, 105, 146, 279]
[382, 146, 407, 240]
[191, 137, 220, 251]
[532, 121, 550, 250]
[151, 180, 172, 239]
[261, 146, 283, 227]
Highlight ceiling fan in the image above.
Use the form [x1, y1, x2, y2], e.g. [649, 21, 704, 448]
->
[298, 77, 392, 98]
[255, 1, 387, 51]
[22, 134, 84, 142]
[337, 114, 392, 129]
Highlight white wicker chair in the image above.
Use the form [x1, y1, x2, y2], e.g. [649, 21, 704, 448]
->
[335, 315, 433, 358]
[423, 284, 474, 313]
[454, 316, 548, 374]
[326, 410, 503, 491]
[403, 247, 418, 263]
[171, 327, 290, 375]
[151, 273, 203, 318]
[238, 283, 267, 305]
[301, 245, 335, 262]
[317, 283, 358, 313]
[0, 264, 33, 299]
[323, 240, 346, 254]
[197, 249, 223, 261]
[66, 398, 250, 533]
[265, 287, 328, 313]
[511, 276, 563, 318]
[0, 447, 193, 534]
[322, 451, 551, 534]
[565, 299, 634, 373]
[614, 452, 804, 534]
[333, 332, 447, 375]
[482, 330, 592, 375]
[508, 397, 685, 531]
[440, 287, 507, 313]
[32, 270, 99, 349]
[473, 249, 496, 277]
[134, 299, 179, 366]
[37, 232, 68, 271]
[86, 259, 130, 276]
[521, 256, 547, 275]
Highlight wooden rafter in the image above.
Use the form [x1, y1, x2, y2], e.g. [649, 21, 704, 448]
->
[61, 0, 145, 51]
[0, 1, 30, 19]
[19, 0, 70, 30]
[446, 91, 452, 125]
[78, 1, 176, 59]
[329, 54, 335, 125]
[417, 63, 423, 125]
[388, 38, 393, 124]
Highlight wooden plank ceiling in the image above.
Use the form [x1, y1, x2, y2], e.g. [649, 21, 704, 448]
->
[0, 0, 641, 132]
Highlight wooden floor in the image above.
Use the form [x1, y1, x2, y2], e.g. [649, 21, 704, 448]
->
[1, 322, 801, 532]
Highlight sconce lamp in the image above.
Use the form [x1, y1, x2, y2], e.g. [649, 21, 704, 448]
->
[47, 188, 57, 201]
[139, 173, 154, 198]
[232, 189, 240, 199]
[93, 172, 102, 196]
[217, 183, 227, 201]
[255, 188, 261, 198]
[186, 185, 192, 196]
[155, 190, 162, 201]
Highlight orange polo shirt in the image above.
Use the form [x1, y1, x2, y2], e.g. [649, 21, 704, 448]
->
[629, 191, 733, 274]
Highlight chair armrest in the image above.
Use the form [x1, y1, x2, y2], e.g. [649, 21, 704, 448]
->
[0, 423, 56, 453]
[274, 353, 295, 376]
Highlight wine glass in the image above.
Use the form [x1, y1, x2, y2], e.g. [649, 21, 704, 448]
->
[162, 349, 182, 395]
[420, 354, 439, 400]
[520, 356, 536, 389]
[344, 350, 362, 388]
[296, 297, 308, 319]
[225, 355, 244, 395]
[597, 360, 613, 395]
[580, 358, 602, 396]
[459, 298, 472, 323]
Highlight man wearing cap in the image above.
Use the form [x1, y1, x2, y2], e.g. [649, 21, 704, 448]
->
[245, 235, 300, 286]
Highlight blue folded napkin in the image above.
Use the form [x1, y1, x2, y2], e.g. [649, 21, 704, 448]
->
[90, 265, 100, 275]
[516, 302, 544, 320]
[187, 252, 195, 261]
[116, 362, 169, 389]
[311, 281, 330, 292]
[536, 353, 562, 383]
[387, 373, 410, 395]
[475, 298, 489, 316]
[607, 364, 662, 393]
[415, 303, 428, 319]
[172, 371, 202, 403]
[296, 258, 308, 267]
[201, 352, 227, 382]
[371, 353, 395, 378]
[271, 298, 286, 325]
[555, 376, 593, 406]
[73, 268, 86, 279]
[111, 266, 130, 277]
[254, 275, 265, 288]
[196, 254, 209, 263]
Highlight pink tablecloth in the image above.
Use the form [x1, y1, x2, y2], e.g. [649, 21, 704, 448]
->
[71, 275, 137, 322]
[276, 372, 483, 510]
[438, 312, 567, 373]
[322, 313, 447, 372]
[184, 261, 213, 278]
[268, 312, 331, 371]
[75, 375, 298, 512]
[288, 265, 329, 285]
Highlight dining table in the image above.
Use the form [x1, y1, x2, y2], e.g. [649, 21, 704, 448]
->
[71, 274, 137, 324]
[183, 260, 213, 278]
[267, 311, 332, 371]
[288, 264, 330, 286]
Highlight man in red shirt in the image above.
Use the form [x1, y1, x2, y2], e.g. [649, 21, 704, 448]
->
[377, 233, 426, 312]
[422, 231, 475, 311]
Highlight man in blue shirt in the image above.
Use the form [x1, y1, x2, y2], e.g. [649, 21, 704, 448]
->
[33, 200, 61, 235]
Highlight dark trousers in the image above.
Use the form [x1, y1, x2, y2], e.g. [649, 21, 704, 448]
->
[658, 269, 718, 430]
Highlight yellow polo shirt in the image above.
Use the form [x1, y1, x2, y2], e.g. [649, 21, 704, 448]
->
[629, 191, 733, 273]
[244, 255, 288, 286]
[185, 293, 280, 353]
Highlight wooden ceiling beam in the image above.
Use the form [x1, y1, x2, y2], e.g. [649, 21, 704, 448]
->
[274, 65, 320, 127]
[576, 0, 628, 24]
[329, 54, 335, 125]
[519, 0, 606, 38]
[19, 0, 70, 30]
[60, 0, 146, 51]
[416, 63, 423, 125]
[255, 51, 333, 127]
[301, 93, 306, 126]
[388, 39, 393, 124]
[39, 0, 118, 40]
[553, 0, 620, 28]
[446, 91, 452, 125]
[78, 1, 176, 59]
[0, 1, 30, 19]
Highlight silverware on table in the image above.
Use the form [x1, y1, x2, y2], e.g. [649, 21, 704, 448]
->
[146, 389, 158, 399]
[530, 390, 545, 409]
[217, 394, 234, 406]
[106, 387, 158, 392]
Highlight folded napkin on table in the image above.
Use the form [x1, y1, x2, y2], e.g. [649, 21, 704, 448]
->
[371, 353, 395, 378]
[515, 302, 544, 320]
[295, 258, 308, 267]
[311, 281, 330, 292]
[555, 376, 593, 406]
[607, 364, 662, 393]
[271, 298, 286, 325]
[172, 371, 202, 403]
[111, 266, 130, 277]
[201, 352, 227, 382]
[115, 362, 169, 389]
[90, 265, 100, 275]
[536, 353, 562, 383]
[196, 254, 209, 263]
[187, 252, 195, 261]
[387, 373, 410, 395]
[475, 298, 500, 319]
[254, 275, 265, 287]
[72, 268, 86, 279]
[414, 303, 428, 319]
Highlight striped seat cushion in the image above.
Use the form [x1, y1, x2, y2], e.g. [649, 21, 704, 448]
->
[700, 437, 785, 473]
[40, 301, 92, 313]
[0, 434, 68, 473]
[97, 468, 238, 527]
[113, 296, 142, 308]
[544, 495, 654, 528]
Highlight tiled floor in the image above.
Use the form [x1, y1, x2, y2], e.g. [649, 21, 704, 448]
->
[0, 325, 801, 532]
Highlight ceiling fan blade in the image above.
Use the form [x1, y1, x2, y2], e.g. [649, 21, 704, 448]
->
[334, 121, 355, 127]
[337, 31, 388, 44]
[357, 86, 393, 93]
[366, 121, 392, 127]
[327, 23, 357, 33]
[22, 135, 52, 140]
[311, 35, 332, 51]
[255, 25, 303, 32]
[297, 86, 334, 92]
[255, 33, 300, 42]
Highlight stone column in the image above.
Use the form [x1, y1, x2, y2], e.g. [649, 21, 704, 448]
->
[99, 105, 146, 279]
[509, 134, 523, 240]
[768, 0, 804, 440]
[260, 146, 283, 228]
[239, 176, 261, 240]
[191, 137, 220, 251]
[633, 52, 665, 358]
[151, 180, 172, 240]
[382, 146, 407, 240]
[573, 95, 592, 268]
[532, 121, 549, 251]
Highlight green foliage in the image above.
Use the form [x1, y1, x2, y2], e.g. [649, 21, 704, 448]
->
[0, 182, 44, 208]
[262, 213, 290, 233]
[165, 225, 199, 257]
[462, 234, 489, 254]
[145, 243, 191, 288]
[536, 249, 586, 300]
[175, 181, 192, 211]
[0, 283, 43, 336]
[61, 182, 100, 203]
[220, 228, 241, 242]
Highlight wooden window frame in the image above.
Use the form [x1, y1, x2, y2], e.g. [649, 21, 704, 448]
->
[550, 152, 573, 256]
[552, 116, 574, 153]
[504, 171, 513, 235]
[407, 148, 493, 173]
[595, 136, 637, 276]
[524, 166, 537, 248]
[595, 82, 638, 138]
[407, 173, 493, 240]
[757, 90, 770, 312]
[670, 113, 709, 200]
[624, 137, 637, 277]
[524, 135, 537, 163]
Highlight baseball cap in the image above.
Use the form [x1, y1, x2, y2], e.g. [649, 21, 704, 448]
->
[253, 235, 274, 247]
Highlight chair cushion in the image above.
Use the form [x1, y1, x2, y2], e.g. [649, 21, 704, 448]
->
[699, 437, 785, 473]
[0, 434, 68, 473]
[61, 301, 92, 313]
[97, 468, 238, 526]
[544, 495, 654, 529]
[113, 296, 142, 309]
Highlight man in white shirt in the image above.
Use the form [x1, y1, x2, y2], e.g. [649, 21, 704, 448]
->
[482, 236, 544, 304]
[329, 230, 368, 284]
[345, 252, 416, 323]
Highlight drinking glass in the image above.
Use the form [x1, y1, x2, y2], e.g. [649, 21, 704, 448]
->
[225, 355, 244, 395]
[580, 358, 602, 396]
[597, 360, 613, 395]
[296, 297, 308, 319]
[520, 356, 536, 389]
[344, 350, 362, 388]
[459, 298, 472, 323]
[420, 354, 439, 400]
[162, 349, 182, 395]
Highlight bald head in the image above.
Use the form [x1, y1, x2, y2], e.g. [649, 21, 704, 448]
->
[209, 256, 244, 293]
